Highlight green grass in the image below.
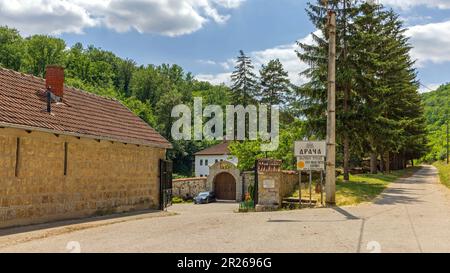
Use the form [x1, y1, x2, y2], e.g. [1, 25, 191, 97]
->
[171, 196, 193, 204]
[291, 167, 420, 207]
[433, 161, 450, 188]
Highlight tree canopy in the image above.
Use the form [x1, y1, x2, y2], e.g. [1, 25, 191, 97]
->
[422, 84, 450, 162]
[297, 1, 428, 173]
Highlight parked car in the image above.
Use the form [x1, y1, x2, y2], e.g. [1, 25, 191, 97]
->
[194, 192, 216, 204]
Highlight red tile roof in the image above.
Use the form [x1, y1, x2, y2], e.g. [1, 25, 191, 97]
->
[0, 68, 171, 149]
[195, 141, 231, 156]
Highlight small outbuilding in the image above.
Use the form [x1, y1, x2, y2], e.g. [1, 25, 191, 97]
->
[0, 66, 171, 228]
[194, 141, 238, 177]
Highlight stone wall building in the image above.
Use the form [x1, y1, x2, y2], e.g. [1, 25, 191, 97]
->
[194, 141, 238, 177]
[0, 66, 171, 228]
[173, 177, 208, 199]
[172, 160, 297, 206]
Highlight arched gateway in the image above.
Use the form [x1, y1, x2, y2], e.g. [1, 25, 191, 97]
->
[207, 161, 242, 202]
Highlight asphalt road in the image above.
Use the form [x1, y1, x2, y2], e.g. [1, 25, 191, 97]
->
[1, 165, 450, 253]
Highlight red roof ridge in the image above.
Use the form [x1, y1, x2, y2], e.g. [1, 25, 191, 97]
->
[2, 67, 45, 82]
[195, 141, 232, 156]
[64, 84, 120, 102]
[0, 67, 119, 103]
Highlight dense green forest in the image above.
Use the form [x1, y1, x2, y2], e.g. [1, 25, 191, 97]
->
[0, 1, 432, 177]
[0, 25, 299, 176]
[0, 25, 229, 175]
[230, 1, 429, 175]
[422, 84, 450, 162]
[296, 1, 428, 177]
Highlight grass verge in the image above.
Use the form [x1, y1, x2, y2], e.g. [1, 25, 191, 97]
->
[291, 167, 420, 207]
[433, 161, 450, 188]
[171, 196, 193, 204]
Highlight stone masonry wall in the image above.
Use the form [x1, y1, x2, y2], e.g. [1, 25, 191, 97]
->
[279, 171, 299, 203]
[241, 171, 256, 200]
[0, 127, 166, 228]
[173, 177, 207, 199]
[256, 170, 299, 210]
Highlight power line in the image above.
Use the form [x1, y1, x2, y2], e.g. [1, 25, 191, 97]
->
[419, 83, 436, 92]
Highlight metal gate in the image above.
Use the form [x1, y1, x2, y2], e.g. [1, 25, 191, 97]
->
[253, 160, 259, 205]
[159, 159, 173, 210]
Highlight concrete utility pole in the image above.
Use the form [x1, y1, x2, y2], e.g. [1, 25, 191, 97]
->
[326, 10, 337, 205]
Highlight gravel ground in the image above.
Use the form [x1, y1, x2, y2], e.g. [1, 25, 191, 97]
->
[1, 165, 450, 253]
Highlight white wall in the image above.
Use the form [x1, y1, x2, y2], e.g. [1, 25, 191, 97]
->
[195, 155, 238, 177]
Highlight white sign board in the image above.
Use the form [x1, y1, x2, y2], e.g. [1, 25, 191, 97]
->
[296, 158, 325, 171]
[295, 141, 327, 158]
[263, 179, 275, 189]
[295, 141, 326, 171]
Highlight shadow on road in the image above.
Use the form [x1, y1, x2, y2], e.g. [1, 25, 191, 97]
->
[331, 206, 360, 220]
[267, 206, 361, 224]
[374, 186, 425, 206]
[0, 209, 164, 238]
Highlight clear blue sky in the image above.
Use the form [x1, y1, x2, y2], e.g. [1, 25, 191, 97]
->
[1, 0, 449, 91]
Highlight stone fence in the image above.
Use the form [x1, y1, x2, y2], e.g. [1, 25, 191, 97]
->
[173, 169, 299, 208]
[173, 172, 256, 201]
[256, 170, 299, 211]
[173, 177, 207, 199]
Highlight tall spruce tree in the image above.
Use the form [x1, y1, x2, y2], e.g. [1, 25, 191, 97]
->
[298, 0, 428, 174]
[231, 50, 258, 105]
[350, 3, 428, 172]
[259, 59, 291, 105]
[297, 0, 360, 180]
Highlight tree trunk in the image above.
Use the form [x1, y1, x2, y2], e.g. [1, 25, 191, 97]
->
[380, 153, 384, 173]
[392, 153, 397, 171]
[386, 152, 391, 173]
[343, 135, 350, 181]
[370, 152, 378, 174]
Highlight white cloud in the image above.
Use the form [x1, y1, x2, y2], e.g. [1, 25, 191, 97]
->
[196, 32, 318, 86]
[197, 60, 217, 65]
[197, 16, 450, 85]
[250, 33, 316, 86]
[382, 0, 450, 9]
[419, 83, 442, 93]
[219, 60, 234, 70]
[406, 20, 450, 66]
[196, 72, 232, 85]
[0, 0, 97, 36]
[0, 0, 245, 36]
[212, 0, 244, 9]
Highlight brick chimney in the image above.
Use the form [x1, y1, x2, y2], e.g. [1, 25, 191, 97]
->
[45, 65, 64, 98]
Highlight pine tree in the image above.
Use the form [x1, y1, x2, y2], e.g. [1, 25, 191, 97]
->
[231, 50, 258, 106]
[259, 59, 291, 105]
[297, 0, 428, 174]
[297, 0, 360, 180]
[349, 3, 427, 172]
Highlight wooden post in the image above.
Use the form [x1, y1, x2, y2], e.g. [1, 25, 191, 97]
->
[326, 11, 336, 205]
[309, 170, 313, 207]
[321, 170, 324, 206]
[299, 172, 302, 209]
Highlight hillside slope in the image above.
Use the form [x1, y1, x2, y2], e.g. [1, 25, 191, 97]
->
[422, 84, 450, 161]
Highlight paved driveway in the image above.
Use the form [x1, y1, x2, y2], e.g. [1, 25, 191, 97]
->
[1, 165, 450, 253]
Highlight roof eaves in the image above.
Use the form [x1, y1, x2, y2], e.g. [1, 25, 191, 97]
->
[0, 122, 172, 149]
